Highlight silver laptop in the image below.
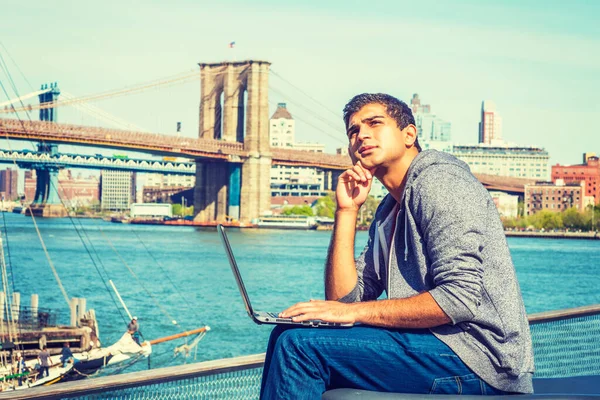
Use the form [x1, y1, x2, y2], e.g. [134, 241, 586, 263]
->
[217, 224, 352, 328]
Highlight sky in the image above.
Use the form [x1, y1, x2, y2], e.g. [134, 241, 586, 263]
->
[1, 0, 599, 167]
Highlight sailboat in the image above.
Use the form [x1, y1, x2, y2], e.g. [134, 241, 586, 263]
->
[0, 226, 210, 390]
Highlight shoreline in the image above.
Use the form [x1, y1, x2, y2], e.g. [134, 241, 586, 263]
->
[505, 231, 600, 240]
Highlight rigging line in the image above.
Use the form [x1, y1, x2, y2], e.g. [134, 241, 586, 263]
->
[0, 238, 15, 342]
[269, 84, 343, 133]
[0, 62, 130, 335]
[97, 227, 183, 331]
[270, 69, 342, 120]
[0, 52, 34, 124]
[2, 74, 128, 326]
[0, 81, 71, 307]
[267, 98, 347, 147]
[130, 229, 205, 323]
[1, 212, 15, 293]
[1, 57, 142, 323]
[2, 87, 123, 323]
[0, 42, 35, 92]
[41, 177, 129, 326]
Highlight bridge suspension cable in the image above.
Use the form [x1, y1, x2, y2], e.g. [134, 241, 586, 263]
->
[61, 91, 149, 132]
[0, 69, 201, 114]
[268, 84, 346, 146]
[0, 87, 51, 108]
[270, 69, 342, 120]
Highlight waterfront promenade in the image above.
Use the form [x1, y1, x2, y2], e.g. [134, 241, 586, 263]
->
[505, 230, 600, 240]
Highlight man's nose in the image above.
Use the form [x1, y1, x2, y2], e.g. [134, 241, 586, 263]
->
[357, 127, 371, 141]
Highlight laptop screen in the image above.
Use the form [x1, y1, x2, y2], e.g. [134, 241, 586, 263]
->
[217, 225, 256, 318]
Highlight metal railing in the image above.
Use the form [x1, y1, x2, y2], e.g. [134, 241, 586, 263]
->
[2, 304, 600, 399]
[0, 305, 60, 331]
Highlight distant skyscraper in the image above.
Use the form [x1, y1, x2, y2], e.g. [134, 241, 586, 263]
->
[0, 168, 18, 201]
[410, 94, 451, 144]
[269, 103, 295, 148]
[478, 101, 503, 144]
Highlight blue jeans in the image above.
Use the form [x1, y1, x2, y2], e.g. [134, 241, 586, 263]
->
[260, 325, 506, 399]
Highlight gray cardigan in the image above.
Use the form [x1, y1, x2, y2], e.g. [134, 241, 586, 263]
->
[340, 150, 534, 393]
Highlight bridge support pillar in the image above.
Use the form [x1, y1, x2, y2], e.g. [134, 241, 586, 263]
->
[193, 161, 230, 222]
[195, 60, 272, 223]
[26, 143, 67, 218]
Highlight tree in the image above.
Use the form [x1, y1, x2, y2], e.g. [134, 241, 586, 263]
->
[282, 205, 314, 216]
[314, 195, 336, 218]
[562, 207, 585, 230]
[528, 210, 563, 230]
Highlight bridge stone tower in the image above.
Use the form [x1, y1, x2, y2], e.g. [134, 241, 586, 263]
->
[26, 82, 68, 218]
[194, 60, 271, 223]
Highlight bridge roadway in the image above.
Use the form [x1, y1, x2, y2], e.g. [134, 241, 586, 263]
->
[0, 118, 531, 193]
[0, 119, 351, 170]
[0, 149, 195, 174]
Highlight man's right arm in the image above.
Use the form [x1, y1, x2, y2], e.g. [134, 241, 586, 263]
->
[325, 209, 359, 300]
[325, 160, 375, 301]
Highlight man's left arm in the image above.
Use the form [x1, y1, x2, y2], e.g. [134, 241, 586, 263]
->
[282, 166, 485, 328]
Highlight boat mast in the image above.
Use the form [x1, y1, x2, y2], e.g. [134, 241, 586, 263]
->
[109, 280, 133, 321]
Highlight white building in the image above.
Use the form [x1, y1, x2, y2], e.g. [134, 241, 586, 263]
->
[452, 144, 550, 180]
[478, 101, 503, 145]
[270, 103, 295, 148]
[145, 173, 194, 188]
[130, 203, 172, 218]
[270, 165, 328, 197]
[269, 103, 330, 197]
[100, 170, 136, 210]
[489, 191, 519, 218]
[293, 142, 325, 153]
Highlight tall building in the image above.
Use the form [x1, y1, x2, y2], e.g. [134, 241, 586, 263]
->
[100, 170, 136, 210]
[409, 94, 452, 147]
[478, 101, 503, 145]
[551, 154, 600, 204]
[0, 168, 18, 201]
[269, 103, 295, 148]
[24, 170, 99, 207]
[453, 145, 550, 180]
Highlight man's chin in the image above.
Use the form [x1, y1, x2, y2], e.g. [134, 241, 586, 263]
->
[358, 157, 379, 170]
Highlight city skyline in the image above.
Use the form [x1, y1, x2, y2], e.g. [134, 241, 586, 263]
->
[1, 0, 598, 166]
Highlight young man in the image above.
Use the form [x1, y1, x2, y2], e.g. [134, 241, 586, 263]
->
[38, 346, 51, 378]
[60, 342, 74, 367]
[260, 93, 534, 398]
[128, 316, 141, 345]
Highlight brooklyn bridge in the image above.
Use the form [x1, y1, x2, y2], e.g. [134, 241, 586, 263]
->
[0, 60, 529, 222]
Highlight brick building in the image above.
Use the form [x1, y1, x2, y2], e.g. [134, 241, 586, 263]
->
[551, 154, 599, 204]
[25, 170, 99, 207]
[0, 168, 19, 200]
[524, 180, 586, 216]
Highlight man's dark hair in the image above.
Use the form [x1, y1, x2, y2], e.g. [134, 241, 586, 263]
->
[343, 93, 421, 151]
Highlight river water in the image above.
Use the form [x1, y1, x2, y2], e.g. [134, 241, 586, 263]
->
[2, 212, 600, 372]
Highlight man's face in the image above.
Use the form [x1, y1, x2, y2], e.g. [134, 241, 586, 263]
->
[346, 103, 408, 170]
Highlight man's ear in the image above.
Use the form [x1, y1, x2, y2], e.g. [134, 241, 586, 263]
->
[404, 124, 418, 147]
